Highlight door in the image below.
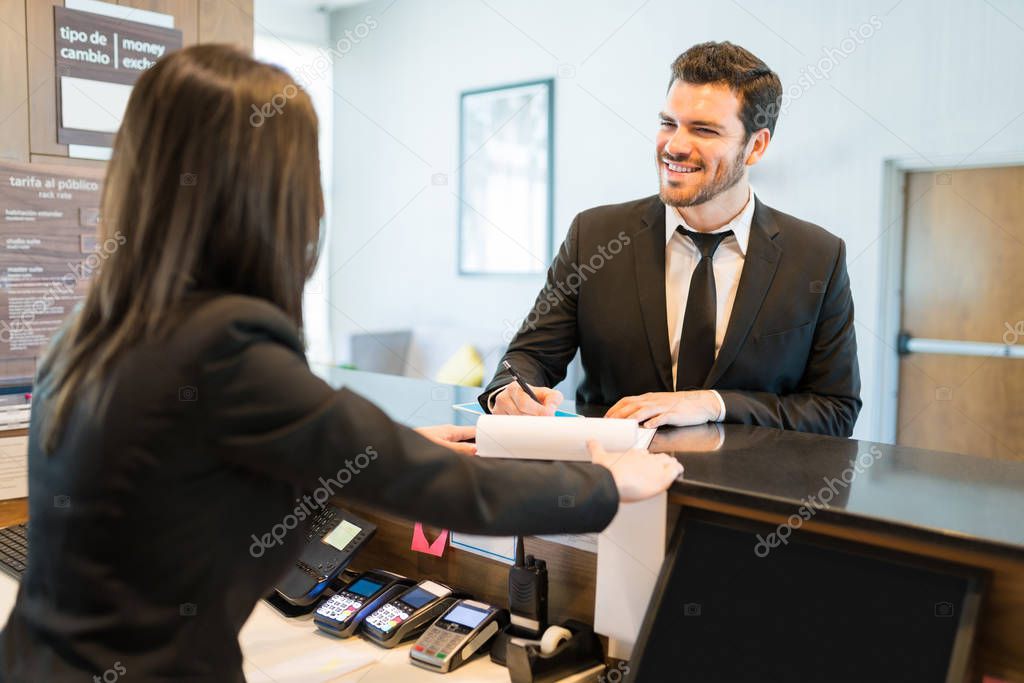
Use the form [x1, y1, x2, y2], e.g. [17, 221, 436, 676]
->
[897, 166, 1024, 460]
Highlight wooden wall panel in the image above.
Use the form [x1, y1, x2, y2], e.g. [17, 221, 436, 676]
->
[345, 504, 603, 627]
[198, 0, 252, 51]
[0, 1, 30, 162]
[29, 153, 105, 169]
[24, 0, 251, 165]
[26, 0, 65, 157]
[118, 0, 198, 47]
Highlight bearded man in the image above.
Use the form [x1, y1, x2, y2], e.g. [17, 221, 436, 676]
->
[480, 41, 861, 437]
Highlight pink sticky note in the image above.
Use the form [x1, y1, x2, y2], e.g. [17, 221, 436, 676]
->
[411, 523, 449, 557]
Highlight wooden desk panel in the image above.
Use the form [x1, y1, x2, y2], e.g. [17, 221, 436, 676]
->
[0, 499, 27, 528]
[341, 503, 600, 627]
[336, 498, 1017, 678]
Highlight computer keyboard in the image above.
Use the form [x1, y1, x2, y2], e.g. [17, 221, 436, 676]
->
[0, 524, 27, 579]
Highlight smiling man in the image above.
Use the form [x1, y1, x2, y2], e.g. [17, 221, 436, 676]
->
[480, 41, 860, 437]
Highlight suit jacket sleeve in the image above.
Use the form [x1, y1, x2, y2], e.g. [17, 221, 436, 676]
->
[717, 239, 862, 437]
[200, 332, 619, 536]
[479, 215, 583, 410]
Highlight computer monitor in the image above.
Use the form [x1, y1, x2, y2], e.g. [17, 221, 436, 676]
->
[627, 511, 983, 683]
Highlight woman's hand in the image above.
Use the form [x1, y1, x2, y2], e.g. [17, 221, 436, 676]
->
[587, 440, 683, 503]
[415, 424, 477, 456]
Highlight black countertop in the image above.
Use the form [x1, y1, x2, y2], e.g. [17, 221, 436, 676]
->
[314, 366, 1024, 562]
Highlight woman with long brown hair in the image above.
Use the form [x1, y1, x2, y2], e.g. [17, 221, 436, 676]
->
[0, 45, 681, 681]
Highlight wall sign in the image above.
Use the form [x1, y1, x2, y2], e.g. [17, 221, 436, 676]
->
[0, 160, 105, 388]
[53, 5, 182, 148]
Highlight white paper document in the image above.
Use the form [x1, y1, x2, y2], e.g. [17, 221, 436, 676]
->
[449, 533, 517, 565]
[475, 415, 655, 461]
[594, 493, 667, 660]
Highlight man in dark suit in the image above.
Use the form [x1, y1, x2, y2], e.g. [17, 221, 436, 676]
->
[479, 41, 860, 437]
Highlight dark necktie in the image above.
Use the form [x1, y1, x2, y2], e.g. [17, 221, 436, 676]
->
[675, 227, 733, 390]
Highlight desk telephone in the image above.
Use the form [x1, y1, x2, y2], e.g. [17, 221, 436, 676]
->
[273, 504, 376, 606]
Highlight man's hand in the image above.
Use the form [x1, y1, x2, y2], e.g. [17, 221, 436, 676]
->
[605, 391, 720, 428]
[415, 424, 477, 455]
[491, 383, 564, 416]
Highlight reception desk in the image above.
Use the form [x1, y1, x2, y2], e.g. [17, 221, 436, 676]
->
[309, 368, 1024, 683]
[1, 367, 1022, 681]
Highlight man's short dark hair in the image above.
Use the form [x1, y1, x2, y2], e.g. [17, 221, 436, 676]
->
[669, 41, 783, 138]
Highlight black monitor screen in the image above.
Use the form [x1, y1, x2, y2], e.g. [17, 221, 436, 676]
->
[628, 515, 981, 683]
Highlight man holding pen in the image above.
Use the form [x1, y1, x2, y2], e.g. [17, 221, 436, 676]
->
[479, 42, 860, 437]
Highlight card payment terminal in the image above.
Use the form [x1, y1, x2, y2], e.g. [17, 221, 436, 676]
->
[410, 599, 509, 673]
[313, 569, 411, 638]
[360, 580, 457, 648]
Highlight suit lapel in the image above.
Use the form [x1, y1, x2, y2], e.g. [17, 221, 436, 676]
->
[634, 197, 674, 391]
[704, 197, 782, 388]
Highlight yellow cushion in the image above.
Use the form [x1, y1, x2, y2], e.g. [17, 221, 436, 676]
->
[435, 344, 485, 387]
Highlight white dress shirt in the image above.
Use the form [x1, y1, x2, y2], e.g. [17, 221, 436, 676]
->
[666, 186, 755, 421]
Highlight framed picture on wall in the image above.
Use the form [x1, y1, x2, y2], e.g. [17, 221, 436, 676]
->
[458, 79, 554, 275]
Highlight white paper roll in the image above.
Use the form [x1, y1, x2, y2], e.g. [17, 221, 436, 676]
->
[475, 415, 642, 461]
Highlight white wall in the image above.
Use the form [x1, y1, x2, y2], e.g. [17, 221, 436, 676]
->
[254, 0, 332, 45]
[252, 1, 343, 365]
[325, 0, 1024, 440]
